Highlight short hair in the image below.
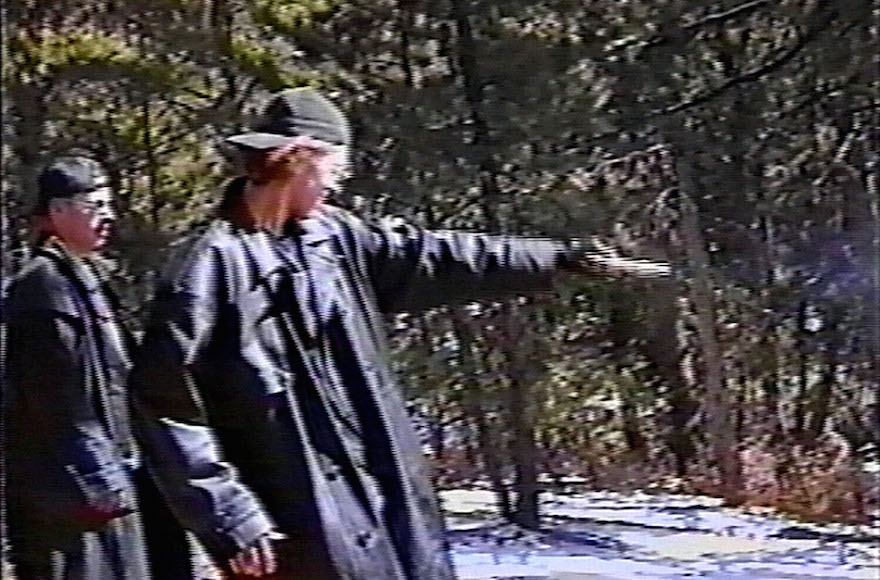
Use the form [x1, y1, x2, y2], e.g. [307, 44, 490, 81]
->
[245, 141, 336, 185]
[218, 176, 248, 218]
[33, 156, 108, 216]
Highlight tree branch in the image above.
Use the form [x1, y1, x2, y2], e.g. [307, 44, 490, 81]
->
[692, 0, 772, 28]
[777, 69, 866, 119]
[610, 0, 773, 53]
[577, 1, 838, 149]
[651, 6, 836, 117]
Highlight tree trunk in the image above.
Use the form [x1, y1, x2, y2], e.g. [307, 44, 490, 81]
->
[609, 290, 648, 460]
[8, 82, 48, 205]
[638, 230, 696, 476]
[452, 312, 512, 518]
[430, 397, 446, 462]
[451, 0, 534, 525]
[508, 375, 540, 529]
[6, 75, 48, 274]
[805, 348, 837, 443]
[676, 184, 743, 506]
[499, 305, 541, 529]
[473, 414, 512, 519]
[137, 29, 160, 229]
[735, 370, 748, 441]
[450, 0, 502, 231]
[210, 0, 236, 104]
[397, 0, 415, 88]
[866, 128, 880, 461]
[142, 98, 160, 228]
[793, 299, 810, 438]
[464, 425, 478, 468]
[758, 199, 783, 446]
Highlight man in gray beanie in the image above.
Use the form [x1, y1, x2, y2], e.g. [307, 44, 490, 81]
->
[3, 157, 152, 580]
[3, 156, 200, 579]
[130, 88, 670, 579]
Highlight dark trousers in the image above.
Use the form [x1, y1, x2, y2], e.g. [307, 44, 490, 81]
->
[134, 467, 195, 579]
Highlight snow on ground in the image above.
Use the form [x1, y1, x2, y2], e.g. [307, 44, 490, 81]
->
[442, 489, 880, 579]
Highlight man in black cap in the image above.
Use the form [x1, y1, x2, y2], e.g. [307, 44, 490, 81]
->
[129, 88, 670, 579]
[3, 156, 192, 579]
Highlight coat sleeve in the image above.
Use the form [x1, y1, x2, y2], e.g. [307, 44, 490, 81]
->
[4, 267, 136, 524]
[128, 243, 274, 560]
[333, 210, 584, 313]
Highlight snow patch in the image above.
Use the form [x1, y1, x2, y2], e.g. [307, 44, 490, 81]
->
[444, 489, 880, 579]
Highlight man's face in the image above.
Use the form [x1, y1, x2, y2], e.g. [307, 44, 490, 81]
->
[282, 143, 349, 219]
[314, 145, 350, 194]
[49, 185, 116, 252]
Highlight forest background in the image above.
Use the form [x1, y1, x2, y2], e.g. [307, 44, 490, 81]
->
[3, 0, 879, 531]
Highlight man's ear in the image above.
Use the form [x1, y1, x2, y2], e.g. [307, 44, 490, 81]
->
[46, 199, 62, 220]
[47, 199, 76, 225]
[48, 198, 68, 212]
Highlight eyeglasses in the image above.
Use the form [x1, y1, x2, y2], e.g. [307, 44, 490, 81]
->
[53, 189, 114, 215]
[70, 198, 111, 213]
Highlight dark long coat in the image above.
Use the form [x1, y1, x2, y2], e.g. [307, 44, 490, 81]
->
[129, 205, 579, 579]
[3, 242, 150, 580]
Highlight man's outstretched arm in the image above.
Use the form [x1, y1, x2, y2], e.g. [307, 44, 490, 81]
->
[326, 207, 671, 313]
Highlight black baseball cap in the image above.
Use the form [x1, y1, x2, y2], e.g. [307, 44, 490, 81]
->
[226, 88, 351, 151]
[35, 156, 108, 212]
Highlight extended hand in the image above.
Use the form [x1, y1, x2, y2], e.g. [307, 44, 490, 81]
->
[228, 532, 279, 577]
[580, 238, 673, 279]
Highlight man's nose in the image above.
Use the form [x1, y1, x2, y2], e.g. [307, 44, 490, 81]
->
[100, 205, 117, 222]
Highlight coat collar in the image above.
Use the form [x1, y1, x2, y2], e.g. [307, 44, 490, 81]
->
[37, 240, 103, 293]
[239, 217, 335, 287]
[241, 230, 287, 287]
